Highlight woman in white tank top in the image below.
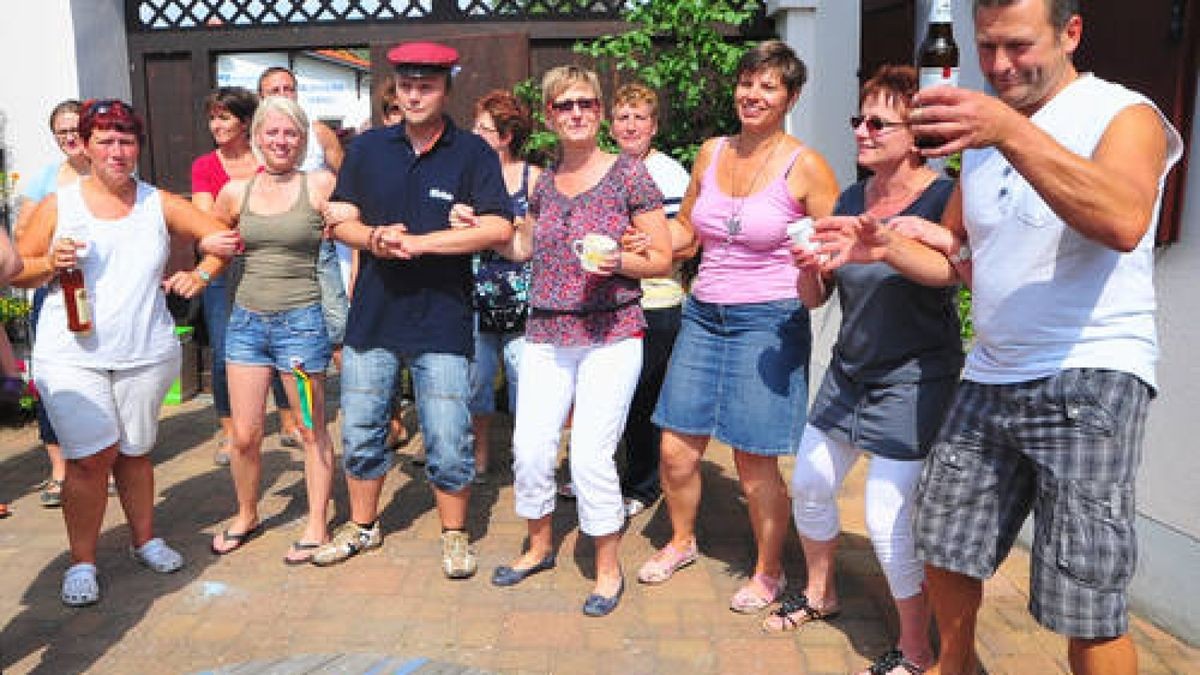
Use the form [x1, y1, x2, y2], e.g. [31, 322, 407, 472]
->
[9, 99, 238, 607]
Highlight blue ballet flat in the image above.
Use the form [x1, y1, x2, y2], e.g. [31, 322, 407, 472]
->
[491, 554, 556, 587]
[582, 576, 625, 617]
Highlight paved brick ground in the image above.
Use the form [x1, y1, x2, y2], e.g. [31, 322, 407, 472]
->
[1, 395, 1197, 674]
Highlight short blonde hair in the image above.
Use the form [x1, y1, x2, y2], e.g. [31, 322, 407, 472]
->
[250, 96, 309, 166]
[541, 65, 603, 110]
[612, 83, 658, 117]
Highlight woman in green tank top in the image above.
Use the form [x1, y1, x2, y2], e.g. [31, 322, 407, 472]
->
[208, 96, 341, 565]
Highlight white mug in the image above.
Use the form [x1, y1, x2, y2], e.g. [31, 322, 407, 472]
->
[571, 233, 619, 273]
[786, 217, 818, 252]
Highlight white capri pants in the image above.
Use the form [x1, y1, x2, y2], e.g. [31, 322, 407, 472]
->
[34, 356, 179, 460]
[511, 338, 641, 537]
[791, 424, 925, 600]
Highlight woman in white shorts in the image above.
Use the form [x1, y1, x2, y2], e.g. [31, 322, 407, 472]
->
[11, 99, 237, 607]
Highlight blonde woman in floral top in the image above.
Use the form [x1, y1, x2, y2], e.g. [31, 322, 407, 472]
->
[484, 65, 673, 617]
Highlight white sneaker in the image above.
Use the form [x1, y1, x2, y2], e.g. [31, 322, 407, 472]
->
[131, 537, 184, 573]
[62, 562, 100, 607]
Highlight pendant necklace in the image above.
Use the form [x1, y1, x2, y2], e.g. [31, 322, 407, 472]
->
[725, 133, 783, 243]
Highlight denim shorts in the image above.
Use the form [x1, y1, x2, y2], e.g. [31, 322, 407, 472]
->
[653, 296, 810, 456]
[225, 303, 332, 373]
[914, 369, 1150, 639]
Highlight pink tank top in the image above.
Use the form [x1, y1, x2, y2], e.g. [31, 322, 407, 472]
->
[690, 137, 807, 304]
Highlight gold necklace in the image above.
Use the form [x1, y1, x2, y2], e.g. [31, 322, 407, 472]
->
[724, 133, 783, 241]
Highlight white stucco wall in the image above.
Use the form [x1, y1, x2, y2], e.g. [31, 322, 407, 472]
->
[0, 0, 84, 193]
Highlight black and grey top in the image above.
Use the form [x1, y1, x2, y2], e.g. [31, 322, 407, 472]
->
[808, 177, 962, 460]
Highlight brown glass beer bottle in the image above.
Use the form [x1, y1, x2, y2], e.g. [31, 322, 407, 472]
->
[916, 0, 959, 148]
[60, 239, 93, 335]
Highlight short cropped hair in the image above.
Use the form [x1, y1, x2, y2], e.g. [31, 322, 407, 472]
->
[49, 100, 82, 130]
[256, 66, 296, 96]
[612, 83, 659, 117]
[474, 89, 533, 157]
[860, 64, 920, 111]
[203, 87, 259, 125]
[250, 96, 309, 165]
[736, 40, 807, 99]
[973, 0, 1079, 31]
[541, 65, 603, 110]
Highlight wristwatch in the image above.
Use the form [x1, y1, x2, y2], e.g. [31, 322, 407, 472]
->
[948, 242, 971, 265]
[196, 269, 212, 283]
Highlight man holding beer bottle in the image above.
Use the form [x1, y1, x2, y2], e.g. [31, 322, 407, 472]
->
[816, 1, 1182, 673]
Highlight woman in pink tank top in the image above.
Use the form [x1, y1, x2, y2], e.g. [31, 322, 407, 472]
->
[638, 40, 840, 614]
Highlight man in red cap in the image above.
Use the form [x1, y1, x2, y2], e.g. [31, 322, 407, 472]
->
[318, 41, 514, 579]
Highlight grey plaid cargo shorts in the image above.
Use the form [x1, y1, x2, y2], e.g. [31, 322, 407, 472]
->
[914, 368, 1150, 639]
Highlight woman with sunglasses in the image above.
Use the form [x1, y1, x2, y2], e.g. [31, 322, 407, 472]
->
[638, 40, 838, 614]
[11, 99, 233, 606]
[466, 89, 542, 484]
[10, 100, 90, 508]
[761, 65, 960, 675]
[207, 96, 338, 565]
[486, 65, 672, 617]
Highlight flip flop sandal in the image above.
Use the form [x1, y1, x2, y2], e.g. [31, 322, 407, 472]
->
[864, 648, 927, 674]
[730, 572, 786, 614]
[210, 525, 263, 555]
[283, 541, 322, 566]
[761, 592, 841, 632]
[637, 540, 699, 584]
[62, 562, 100, 607]
[41, 479, 64, 508]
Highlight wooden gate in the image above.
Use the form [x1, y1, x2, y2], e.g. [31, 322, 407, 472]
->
[124, 0, 638, 193]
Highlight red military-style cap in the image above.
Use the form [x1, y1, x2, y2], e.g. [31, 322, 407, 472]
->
[386, 41, 460, 78]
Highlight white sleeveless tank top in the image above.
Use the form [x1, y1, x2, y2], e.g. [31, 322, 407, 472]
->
[34, 180, 180, 368]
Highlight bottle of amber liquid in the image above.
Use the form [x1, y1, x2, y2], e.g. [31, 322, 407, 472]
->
[915, 0, 959, 149]
[59, 239, 93, 335]
[918, 0, 959, 89]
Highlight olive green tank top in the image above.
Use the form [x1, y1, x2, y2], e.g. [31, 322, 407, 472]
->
[233, 173, 324, 312]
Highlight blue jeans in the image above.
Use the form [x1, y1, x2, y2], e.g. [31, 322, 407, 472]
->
[316, 239, 348, 344]
[469, 318, 524, 414]
[202, 274, 291, 418]
[341, 346, 473, 491]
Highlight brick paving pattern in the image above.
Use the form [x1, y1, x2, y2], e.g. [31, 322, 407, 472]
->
[1, 395, 1197, 674]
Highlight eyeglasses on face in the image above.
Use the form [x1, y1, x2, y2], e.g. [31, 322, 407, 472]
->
[549, 97, 600, 114]
[850, 115, 905, 133]
[54, 128, 81, 140]
[472, 122, 498, 134]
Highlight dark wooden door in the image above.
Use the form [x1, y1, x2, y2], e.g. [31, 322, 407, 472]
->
[1074, 0, 1197, 243]
[141, 53, 199, 194]
[861, 0, 915, 83]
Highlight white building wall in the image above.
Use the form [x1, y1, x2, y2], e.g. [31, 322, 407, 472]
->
[0, 0, 86, 191]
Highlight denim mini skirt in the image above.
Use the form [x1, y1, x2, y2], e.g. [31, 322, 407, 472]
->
[652, 296, 810, 456]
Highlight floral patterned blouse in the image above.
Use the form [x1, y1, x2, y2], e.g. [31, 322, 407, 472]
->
[526, 153, 663, 347]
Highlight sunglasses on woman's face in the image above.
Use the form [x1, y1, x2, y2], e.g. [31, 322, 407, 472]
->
[850, 115, 905, 133]
[549, 97, 600, 114]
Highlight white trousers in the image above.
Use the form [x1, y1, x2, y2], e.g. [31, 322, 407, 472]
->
[790, 424, 925, 599]
[511, 338, 642, 537]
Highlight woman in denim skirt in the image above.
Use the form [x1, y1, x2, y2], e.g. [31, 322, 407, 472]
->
[637, 41, 839, 613]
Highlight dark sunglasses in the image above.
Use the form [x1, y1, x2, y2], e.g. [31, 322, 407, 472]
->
[850, 115, 905, 133]
[549, 97, 600, 113]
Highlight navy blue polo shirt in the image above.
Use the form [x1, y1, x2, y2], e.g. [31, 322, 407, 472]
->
[333, 117, 513, 356]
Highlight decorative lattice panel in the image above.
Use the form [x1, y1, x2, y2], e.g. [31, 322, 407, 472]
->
[130, 0, 627, 30]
